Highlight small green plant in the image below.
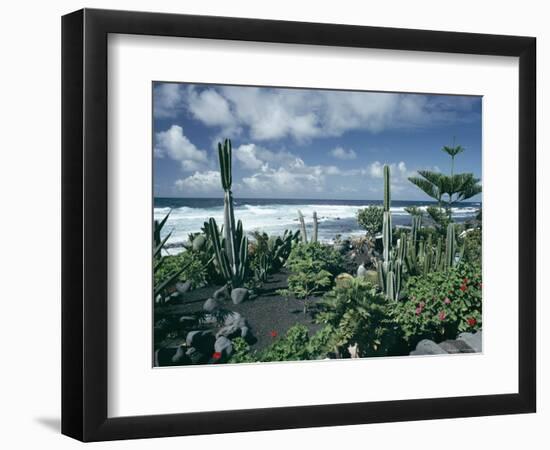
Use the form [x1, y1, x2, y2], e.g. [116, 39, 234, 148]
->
[390, 262, 482, 348]
[154, 250, 207, 289]
[278, 242, 344, 312]
[317, 278, 398, 357]
[356, 206, 384, 236]
[229, 325, 332, 363]
[462, 227, 482, 265]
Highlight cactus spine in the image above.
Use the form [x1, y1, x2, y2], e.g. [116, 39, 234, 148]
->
[206, 139, 248, 287]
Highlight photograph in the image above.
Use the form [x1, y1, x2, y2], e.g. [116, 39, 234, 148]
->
[152, 82, 483, 366]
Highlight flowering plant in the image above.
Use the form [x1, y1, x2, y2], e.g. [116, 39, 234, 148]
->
[390, 262, 482, 348]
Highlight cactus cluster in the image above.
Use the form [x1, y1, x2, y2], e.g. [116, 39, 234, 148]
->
[297, 210, 319, 243]
[205, 140, 248, 288]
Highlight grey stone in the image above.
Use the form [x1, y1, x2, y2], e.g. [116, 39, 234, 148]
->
[410, 339, 448, 355]
[357, 264, 368, 278]
[203, 298, 219, 312]
[176, 280, 191, 294]
[214, 336, 233, 357]
[216, 312, 247, 338]
[186, 330, 215, 352]
[171, 346, 191, 364]
[438, 340, 476, 354]
[185, 347, 206, 364]
[457, 331, 482, 353]
[240, 326, 250, 339]
[231, 288, 249, 305]
[213, 285, 230, 301]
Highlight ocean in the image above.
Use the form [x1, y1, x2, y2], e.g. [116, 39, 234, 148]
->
[154, 197, 481, 252]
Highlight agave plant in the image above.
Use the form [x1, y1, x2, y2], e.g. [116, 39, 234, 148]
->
[153, 211, 191, 304]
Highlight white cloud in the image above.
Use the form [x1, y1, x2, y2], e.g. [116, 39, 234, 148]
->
[153, 84, 184, 118]
[330, 147, 357, 160]
[234, 143, 299, 171]
[186, 87, 235, 128]
[175, 171, 221, 193]
[242, 166, 323, 194]
[154, 125, 208, 171]
[182, 86, 477, 143]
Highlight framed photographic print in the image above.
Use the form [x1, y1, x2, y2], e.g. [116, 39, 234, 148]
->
[62, 8, 536, 442]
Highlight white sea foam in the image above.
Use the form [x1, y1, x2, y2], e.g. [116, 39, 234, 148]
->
[154, 201, 479, 250]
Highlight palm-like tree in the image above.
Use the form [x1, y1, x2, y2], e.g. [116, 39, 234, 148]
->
[407, 139, 481, 224]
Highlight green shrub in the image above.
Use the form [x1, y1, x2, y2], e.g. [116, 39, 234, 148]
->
[357, 206, 384, 236]
[154, 250, 207, 289]
[278, 242, 344, 307]
[462, 228, 482, 264]
[229, 325, 332, 363]
[317, 278, 398, 357]
[391, 262, 482, 347]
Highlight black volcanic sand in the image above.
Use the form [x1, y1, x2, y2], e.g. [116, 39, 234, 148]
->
[155, 269, 325, 353]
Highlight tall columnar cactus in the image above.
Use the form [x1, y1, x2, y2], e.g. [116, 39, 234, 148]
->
[297, 210, 319, 243]
[376, 165, 403, 300]
[297, 210, 308, 243]
[206, 139, 248, 287]
[312, 211, 319, 243]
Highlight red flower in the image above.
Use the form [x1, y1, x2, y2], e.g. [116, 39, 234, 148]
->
[444, 297, 451, 305]
[463, 277, 469, 284]
[415, 307, 422, 316]
[460, 284, 468, 292]
[212, 352, 222, 360]
[269, 330, 278, 338]
[438, 311, 446, 321]
[467, 317, 477, 327]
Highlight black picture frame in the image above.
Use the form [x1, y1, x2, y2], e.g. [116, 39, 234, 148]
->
[62, 8, 536, 442]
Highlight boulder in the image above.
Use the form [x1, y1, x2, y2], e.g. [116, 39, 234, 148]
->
[216, 312, 247, 338]
[438, 339, 476, 354]
[357, 264, 368, 278]
[457, 331, 482, 352]
[203, 298, 219, 312]
[231, 288, 249, 305]
[171, 346, 191, 364]
[185, 330, 215, 353]
[175, 280, 191, 294]
[410, 339, 447, 355]
[214, 336, 233, 357]
[186, 347, 207, 364]
[213, 285, 230, 301]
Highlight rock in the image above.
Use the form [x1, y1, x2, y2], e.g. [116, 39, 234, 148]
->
[203, 298, 219, 312]
[457, 331, 482, 352]
[214, 336, 233, 357]
[410, 339, 447, 355]
[171, 346, 191, 364]
[240, 326, 250, 339]
[175, 280, 191, 294]
[438, 340, 476, 354]
[216, 312, 247, 338]
[213, 285, 229, 301]
[179, 315, 197, 327]
[192, 235, 207, 251]
[186, 347, 207, 364]
[357, 264, 367, 278]
[231, 288, 249, 305]
[186, 330, 215, 353]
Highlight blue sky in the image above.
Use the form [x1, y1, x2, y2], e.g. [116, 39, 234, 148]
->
[153, 82, 482, 201]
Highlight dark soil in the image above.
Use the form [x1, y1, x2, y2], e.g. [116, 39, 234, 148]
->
[155, 269, 324, 353]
